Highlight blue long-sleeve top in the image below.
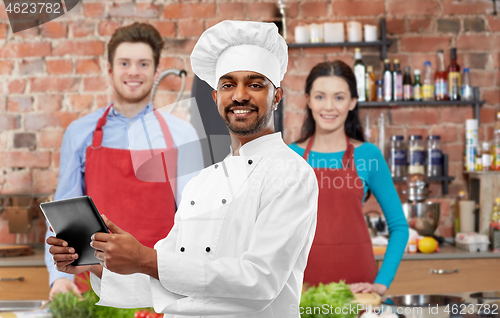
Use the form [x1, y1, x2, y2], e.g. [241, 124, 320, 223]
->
[288, 141, 409, 288]
[45, 102, 204, 286]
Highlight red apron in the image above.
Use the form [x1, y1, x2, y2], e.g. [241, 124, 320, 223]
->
[76, 105, 177, 291]
[303, 134, 377, 286]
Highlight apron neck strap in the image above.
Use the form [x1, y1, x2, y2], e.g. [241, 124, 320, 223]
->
[342, 134, 354, 168]
[153, 109, 175, 149]
[92, 105, 113, 149]
[302, 134, 315, 161]
[302, 133, 354, 166]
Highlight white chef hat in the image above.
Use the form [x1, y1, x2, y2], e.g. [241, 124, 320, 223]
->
[190, 20, 288, 89]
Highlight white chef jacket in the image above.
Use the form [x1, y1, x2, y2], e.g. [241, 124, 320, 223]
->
[91, 132, 318, 318]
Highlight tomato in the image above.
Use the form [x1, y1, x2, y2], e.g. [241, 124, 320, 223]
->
[145, 313, 158, 318]
[134, 310, 147, 318]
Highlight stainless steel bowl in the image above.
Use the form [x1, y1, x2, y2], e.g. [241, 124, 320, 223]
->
[402, 202, 441, 236]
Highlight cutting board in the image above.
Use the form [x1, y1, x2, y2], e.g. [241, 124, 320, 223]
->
[0, 245, 35, 257]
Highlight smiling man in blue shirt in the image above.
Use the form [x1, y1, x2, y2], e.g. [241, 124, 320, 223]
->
[44, 22, 203, 300]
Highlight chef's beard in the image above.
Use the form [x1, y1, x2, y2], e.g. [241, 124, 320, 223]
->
[221, 101, 273, 136]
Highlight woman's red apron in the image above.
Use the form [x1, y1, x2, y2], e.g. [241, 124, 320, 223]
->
[303, 134, 377, 286]
[76, 105, 177, 291]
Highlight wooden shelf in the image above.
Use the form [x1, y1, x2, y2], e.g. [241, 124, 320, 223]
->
[390, 154, 454, 194]
[359, 100, 486, 107]
[287, 40, 393, 48]
[393, 176, 455, 182]
[285, 18, 393, 59]
[464, 170, 500, 175]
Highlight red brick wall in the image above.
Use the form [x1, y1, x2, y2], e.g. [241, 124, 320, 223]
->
[0, 0, 498, 241]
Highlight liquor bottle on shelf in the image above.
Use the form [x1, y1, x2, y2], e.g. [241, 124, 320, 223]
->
[482, 142, 492, 171]
[413, 69, 422, 101]
[435, 50, 449, 101]
[365, 65, 376, 102]
[354, 48, 366, 102]
[461, 68, 473, 101]
[454, 190, 467, 236]
[490, 198, 500, 252]
[422, 61, 434, 101]
[383, 59, 392, 102]
[393, 59, 403, 101]
[403, 66, 413, 101]
[447, 48, 461, 101]
[475, 145, 483, 171]
[494, 112, 500, 170]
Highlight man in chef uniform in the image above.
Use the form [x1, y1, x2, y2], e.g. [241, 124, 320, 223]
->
[48, 20, 318, 318]
[45, 22, 203, 299]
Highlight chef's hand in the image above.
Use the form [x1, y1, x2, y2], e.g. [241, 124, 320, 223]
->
[350, 283, 387, 296]
[49, 278, 81, 301]
[46, 236, 103, 277]
[91, 215, 158, 278]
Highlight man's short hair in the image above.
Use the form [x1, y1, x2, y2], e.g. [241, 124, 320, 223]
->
[108, 22, 164, 71]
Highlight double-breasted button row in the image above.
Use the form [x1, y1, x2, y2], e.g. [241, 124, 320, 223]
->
[179, 247, 211, 253]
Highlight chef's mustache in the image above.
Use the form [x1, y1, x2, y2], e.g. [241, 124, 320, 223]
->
[224, 101, 258, 112]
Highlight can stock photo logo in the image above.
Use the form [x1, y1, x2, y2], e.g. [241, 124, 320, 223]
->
[3, 0, 79, 33]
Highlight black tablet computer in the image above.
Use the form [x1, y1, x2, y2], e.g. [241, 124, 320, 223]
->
[40, 196, 109, 266]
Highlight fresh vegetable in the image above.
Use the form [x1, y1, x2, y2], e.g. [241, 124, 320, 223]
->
[50, 289, 153, 318]
[299, 281, 359, 318]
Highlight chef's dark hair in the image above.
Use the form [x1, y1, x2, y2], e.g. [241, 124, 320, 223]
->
[295, 60, 365, 144]
[108, 22, 164, 71]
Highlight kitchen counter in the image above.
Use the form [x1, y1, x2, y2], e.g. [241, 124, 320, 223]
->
[3, 245, 499, 266]
[0, 245, 45, 267]
[375, 245, 500, 261]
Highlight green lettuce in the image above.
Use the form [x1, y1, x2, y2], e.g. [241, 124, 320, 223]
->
[300, 281, 360, 318]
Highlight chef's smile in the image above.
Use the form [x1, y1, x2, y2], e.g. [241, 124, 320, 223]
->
[228, 107, 258, 119]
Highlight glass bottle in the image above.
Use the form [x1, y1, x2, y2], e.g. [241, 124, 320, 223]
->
[454, 191, 467, 236]
[354, 48, 366, 102]
[408, 135, 425, 174]
[475, 145, 483, 171]
[423, 61, 434, 101]
[403, 66, 413, 101]
[495, 112, 500, 170]
[389, 135, 407, 178]
[426, 135, 443, 177]
[461, 68, 472, 101]
[383, 59, 392, 102]
[393, 59, 403, 101]
[490, 198, 500, 252]
[413, 69, 422, 101]
[365, 65, 376, 102]
[376, 80, 384, 102]
[482, 142, 491, 171]
[447, 47, 461, 101]
[435, 50, 449, 100]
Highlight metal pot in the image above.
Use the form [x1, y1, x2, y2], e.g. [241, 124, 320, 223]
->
[402, 201, 441, 236]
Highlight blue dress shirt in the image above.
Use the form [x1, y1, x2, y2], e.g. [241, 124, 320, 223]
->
[45, 102, 204, 286]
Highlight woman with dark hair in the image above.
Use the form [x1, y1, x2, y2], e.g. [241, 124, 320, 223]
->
[289, 60, 408, 296]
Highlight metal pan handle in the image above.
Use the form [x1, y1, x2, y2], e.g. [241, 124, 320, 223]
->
[430, 268, 460, 275]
